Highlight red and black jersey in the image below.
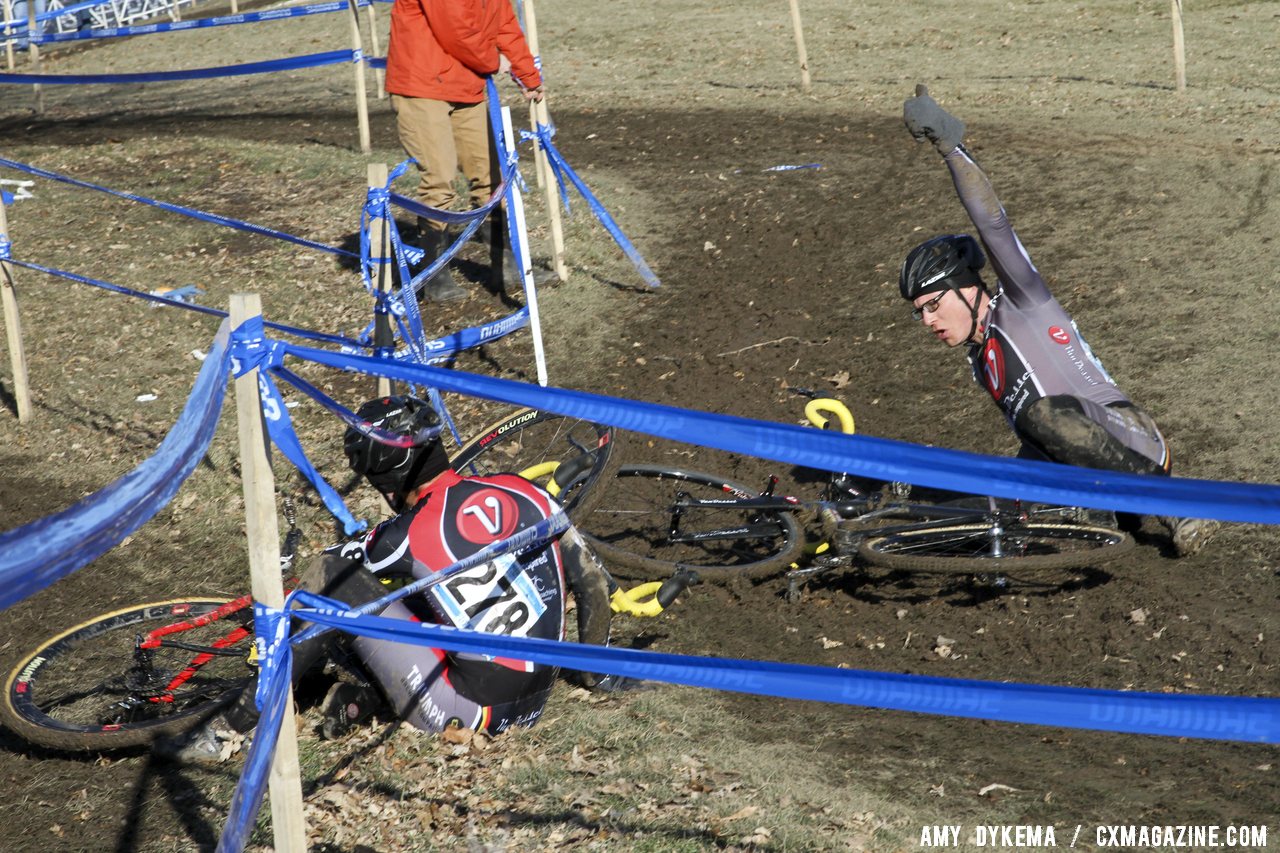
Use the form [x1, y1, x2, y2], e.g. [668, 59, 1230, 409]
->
[359, 470, 567, 705]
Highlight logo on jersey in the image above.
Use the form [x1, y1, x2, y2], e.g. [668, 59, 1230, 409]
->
[1048, 326, 1071, 345]
[981, 339, 1005, 396]
[456, 488, 520, 544]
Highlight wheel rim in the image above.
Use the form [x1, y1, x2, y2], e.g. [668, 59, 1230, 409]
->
[859, 521, 1131, 573]
[7, 600, 251, 737]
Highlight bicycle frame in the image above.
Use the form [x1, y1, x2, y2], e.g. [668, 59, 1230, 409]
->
[661, 479, 1064, 560]
[128, 596, 257, 708]
[116, 520, 306, 710]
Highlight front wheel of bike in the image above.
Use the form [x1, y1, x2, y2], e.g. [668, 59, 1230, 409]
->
[857, 522, 1133, 573]
[1, 599, 253, 752]
[581, 464, 807, 582]
[451, 408, 622, 523]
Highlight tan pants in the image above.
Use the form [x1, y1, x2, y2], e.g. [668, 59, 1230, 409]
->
[392, 95, 496, 234]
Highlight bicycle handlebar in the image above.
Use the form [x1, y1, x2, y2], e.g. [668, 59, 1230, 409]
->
[803, 398, 856, 435]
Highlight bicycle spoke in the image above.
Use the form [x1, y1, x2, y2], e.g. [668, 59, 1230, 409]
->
[2, 599, 254, 750]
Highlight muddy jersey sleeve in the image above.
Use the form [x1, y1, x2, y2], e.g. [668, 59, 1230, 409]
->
[944, 147, 1053, 310]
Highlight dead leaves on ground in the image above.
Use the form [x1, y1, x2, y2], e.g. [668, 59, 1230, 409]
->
[287, 718, 845, 852]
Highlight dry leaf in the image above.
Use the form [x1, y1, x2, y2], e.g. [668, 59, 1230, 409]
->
[826, 370, 851, 389]
[440, 725, 473, 746]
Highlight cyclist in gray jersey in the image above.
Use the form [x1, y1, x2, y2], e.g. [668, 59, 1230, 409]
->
[897, 85, 1217, 557]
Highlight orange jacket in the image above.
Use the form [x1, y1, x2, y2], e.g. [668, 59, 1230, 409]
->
[385, 0, 541, 103]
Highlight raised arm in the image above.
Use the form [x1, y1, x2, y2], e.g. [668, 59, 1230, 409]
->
[904, 86, 1051, 306]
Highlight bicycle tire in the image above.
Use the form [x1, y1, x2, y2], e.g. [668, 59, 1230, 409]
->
[858, 522, 1134, 573]
[581, 464, 806, 582]
[1, 598, 253, 752]
[451, 408, 622, 523]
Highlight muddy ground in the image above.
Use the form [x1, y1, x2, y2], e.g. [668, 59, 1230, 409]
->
[1, 0, 1278, 850]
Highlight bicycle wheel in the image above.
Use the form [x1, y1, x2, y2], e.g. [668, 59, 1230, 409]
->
[581, 464, 806, 582]
[858, 522, 1134, 573]
[451, 408, 622, 523]
[1, 598, 253, 752]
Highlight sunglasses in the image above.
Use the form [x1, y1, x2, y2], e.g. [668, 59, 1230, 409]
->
[911, 291, 947, 321]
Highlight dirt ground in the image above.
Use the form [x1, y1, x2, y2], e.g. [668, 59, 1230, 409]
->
[1, 0, 1278, 850]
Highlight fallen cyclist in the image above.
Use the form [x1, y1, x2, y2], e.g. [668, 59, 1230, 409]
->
[896, 85, 1218, 556]
[160, 394, 614, 762]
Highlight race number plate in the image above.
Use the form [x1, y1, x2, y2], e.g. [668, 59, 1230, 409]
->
[430, 554, 546, 639]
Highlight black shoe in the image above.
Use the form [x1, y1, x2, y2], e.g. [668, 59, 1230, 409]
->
[418, 229, 469, 303]
[421, 273, 468, 303]
[320, 683, 380, 740]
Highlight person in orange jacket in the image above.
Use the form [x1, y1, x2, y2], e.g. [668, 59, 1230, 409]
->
[386, 0, 553, 301]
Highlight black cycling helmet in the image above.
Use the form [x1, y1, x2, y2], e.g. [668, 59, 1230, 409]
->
[899, 234, 986, 301]
[343, 395, 448, 499]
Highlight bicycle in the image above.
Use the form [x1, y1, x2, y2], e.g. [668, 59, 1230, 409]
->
[0, 407, 626, 753]
[578, 396, 1134, 584]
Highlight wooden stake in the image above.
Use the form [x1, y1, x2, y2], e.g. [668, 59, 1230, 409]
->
[788, 0, 811, 93]
[368, 163, 392, 398]
[0, 195, 32, 423]
[347, 0, 371, 154]
[4, 0, 15, 71]
[519, 0, 568, 281]
[26, 0, 42, 113]
[229, 293, 307, 853]
[365, 0, 384, 99]
[1171, 0, 1186, 93]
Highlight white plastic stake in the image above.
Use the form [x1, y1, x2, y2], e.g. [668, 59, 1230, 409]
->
[500, 106, 548, 387]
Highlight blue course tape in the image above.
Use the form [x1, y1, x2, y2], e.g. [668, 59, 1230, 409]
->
[0, 155, 359, 260]
[33, 0, 350, 44]
[288, 605, 1279, 744]
[219, 605, 292, 853]
[4, 255, 363, 348]
[229, 317, 364, 535]
[394, 306, 529, 363]
[281, 340, 1280, 524]
[0, 321, 231, 611]
[533, 127, 661, 288]
[0, 48, 354, 85]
